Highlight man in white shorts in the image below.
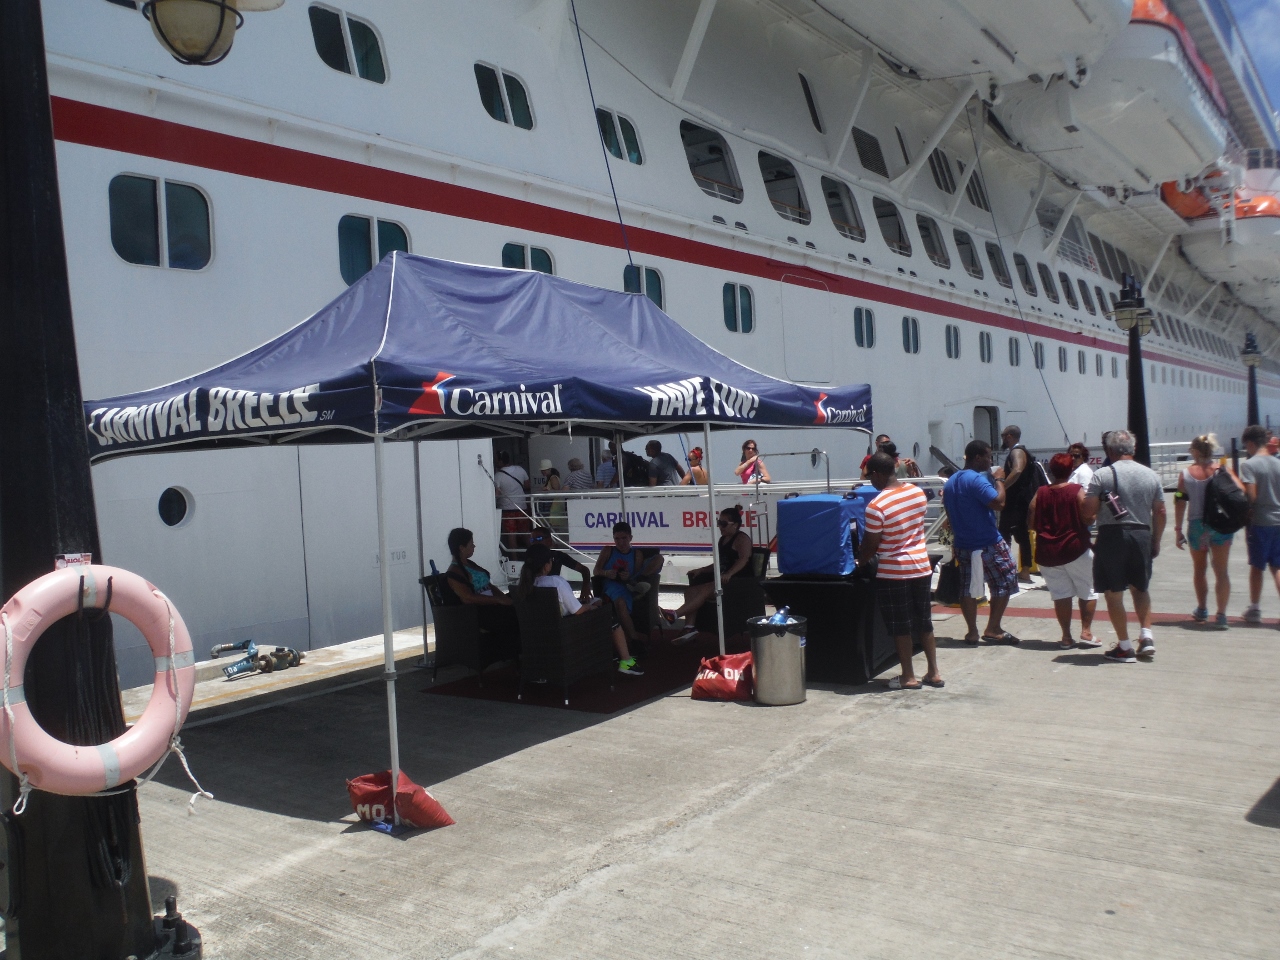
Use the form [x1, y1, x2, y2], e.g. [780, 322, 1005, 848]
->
[1028, 451, 1099, 649]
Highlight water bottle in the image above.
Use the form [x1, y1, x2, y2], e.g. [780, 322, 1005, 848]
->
[429, 559, 440, 576]
[769, 605, 790, 626]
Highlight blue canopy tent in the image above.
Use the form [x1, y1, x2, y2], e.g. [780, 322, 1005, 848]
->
[84, 253, 873, 817]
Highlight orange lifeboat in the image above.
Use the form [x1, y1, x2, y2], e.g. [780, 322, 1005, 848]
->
[1236, 195, 1280, 219]
[1161, 182, 1213, 220]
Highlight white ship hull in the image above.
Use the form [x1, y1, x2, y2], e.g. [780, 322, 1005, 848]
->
[38, 0, 1280, 686]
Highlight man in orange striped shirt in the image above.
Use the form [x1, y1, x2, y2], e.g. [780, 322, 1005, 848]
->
[857, 452, 942, 690]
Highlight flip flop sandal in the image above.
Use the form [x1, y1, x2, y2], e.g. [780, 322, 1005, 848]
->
[920, 677, 945, 688]
[672, 629, 700, 644]
[887, 676, 922, 690]
[1058, 639, 1076, 649]
[660, 609, 679, 626]
[982, 632, 1021, 645]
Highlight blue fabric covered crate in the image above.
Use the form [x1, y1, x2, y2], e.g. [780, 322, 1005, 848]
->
[777, 494, 861, 576]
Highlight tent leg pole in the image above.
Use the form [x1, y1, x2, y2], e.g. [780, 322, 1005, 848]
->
[704, 422, 725, 656]
[374, 432, 402, 825]
[615, 430, 626, 521]
[414, 440, 428, 660]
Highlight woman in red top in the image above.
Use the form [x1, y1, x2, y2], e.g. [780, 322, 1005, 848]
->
[1028, 452, 1099, 649]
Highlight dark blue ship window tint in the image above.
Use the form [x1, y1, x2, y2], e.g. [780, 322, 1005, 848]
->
[164, 182, 210, 270]
[475, 64, 506, 122]
[309, 6, 351, 74]
[109, 175, 160, 267]
[347, 17, 385, 83]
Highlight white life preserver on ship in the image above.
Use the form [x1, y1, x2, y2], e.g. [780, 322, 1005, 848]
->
[0, 565, 195, 797]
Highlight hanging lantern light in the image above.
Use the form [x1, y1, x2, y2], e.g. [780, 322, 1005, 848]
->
[142, 0, 283, 66]
[1106, 274, 1154, 337]
[1242, 331, 1263, 368]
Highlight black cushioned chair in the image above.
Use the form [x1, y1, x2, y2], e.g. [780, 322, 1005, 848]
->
[514, 588, 616, 706]
[693, 547, 769, 638]
[421, 574, 519, 683]
[591, 549, 662, 643]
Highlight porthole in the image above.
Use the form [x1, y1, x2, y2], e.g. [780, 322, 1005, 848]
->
[854, 306, 875, 348]
[158, 487, 191, 527]
[109, 175, 211, 270]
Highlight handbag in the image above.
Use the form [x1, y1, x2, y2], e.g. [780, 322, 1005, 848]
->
[346, 769, 455, 830]
[691, 652, 754, 701]
[933, 559, 962, 605]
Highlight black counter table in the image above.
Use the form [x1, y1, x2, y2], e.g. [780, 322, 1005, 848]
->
[760, 577, 898, 686]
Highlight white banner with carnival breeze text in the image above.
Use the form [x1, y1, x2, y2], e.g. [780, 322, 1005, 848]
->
[564, 488, 778, 553]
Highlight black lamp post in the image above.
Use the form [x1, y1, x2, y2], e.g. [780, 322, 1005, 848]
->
[1, 2, 279, 956]
[1243, 332, 1262, 428]
[1108, 275, 1155, 466]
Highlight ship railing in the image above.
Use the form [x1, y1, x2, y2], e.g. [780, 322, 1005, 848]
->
[769, 199, 812, 225]
[1056, 236, 1097, 273]
[693, 175, 744, 202]
[1149, 441, 1193, 487]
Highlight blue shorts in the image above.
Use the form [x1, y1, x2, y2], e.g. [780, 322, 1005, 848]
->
[1187, 519, 1233, 550]
[1246, 525, 1280, 570]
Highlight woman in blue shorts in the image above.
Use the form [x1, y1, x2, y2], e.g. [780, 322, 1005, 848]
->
[1174, 435, 1238, 628]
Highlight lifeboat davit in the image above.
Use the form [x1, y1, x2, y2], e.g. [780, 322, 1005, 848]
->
[1182, 195, 1280, 314]
[993, 0, 1229, 189]
[810, 0, 1130, 86]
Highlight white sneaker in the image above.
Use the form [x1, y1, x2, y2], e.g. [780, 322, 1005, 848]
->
[1243, 604, 1262, 624]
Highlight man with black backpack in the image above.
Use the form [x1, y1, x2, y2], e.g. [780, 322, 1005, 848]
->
[1240, 424, 1280, 625]
[999, 425, 1047, 584]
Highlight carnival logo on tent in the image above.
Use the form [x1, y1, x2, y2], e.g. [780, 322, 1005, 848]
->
[813, 393, 868, 425]
[409, 377, 566, 417]
[636, 377, 758, 419]
[408, 372, 456, 416]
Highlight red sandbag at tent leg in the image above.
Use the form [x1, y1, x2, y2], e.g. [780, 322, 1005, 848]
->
[691, 652, 753, 701]
[347, 770, 455, 829]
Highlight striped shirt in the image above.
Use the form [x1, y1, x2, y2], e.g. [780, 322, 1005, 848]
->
[864, 483, 932, 580]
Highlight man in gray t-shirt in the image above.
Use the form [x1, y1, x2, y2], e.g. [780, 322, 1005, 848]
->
[1082, 430, 1166, 663]
[1240, 424, 1280, 623]
[646, 440, 686, 486]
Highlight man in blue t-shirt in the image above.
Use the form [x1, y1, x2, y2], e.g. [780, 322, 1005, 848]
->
[942, 439, 1020, 646]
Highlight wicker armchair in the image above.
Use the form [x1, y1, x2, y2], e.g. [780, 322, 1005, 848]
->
[693, 547, 769, 638]
[513, 588, 616, 706]
[420, 574, 519, 683]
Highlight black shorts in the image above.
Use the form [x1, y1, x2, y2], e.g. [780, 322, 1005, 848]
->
[999, 500, 1030, 537]
[876, 575, 934, 638]
[1092, 526, 1152, 593]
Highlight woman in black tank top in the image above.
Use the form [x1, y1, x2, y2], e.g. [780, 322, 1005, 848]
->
[662, 506, 754, 632]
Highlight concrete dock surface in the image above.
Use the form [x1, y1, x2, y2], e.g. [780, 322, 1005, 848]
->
[137, 524, 1280, 959]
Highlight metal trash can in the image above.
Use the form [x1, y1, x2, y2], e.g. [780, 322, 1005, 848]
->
[748, 615, 807, 705]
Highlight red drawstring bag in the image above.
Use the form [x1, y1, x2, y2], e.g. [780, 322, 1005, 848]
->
[346, 770, 455, 830]
[691, 652, 754, 701]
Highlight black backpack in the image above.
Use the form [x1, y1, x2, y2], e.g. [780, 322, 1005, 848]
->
[1203, 469, 1249, 534]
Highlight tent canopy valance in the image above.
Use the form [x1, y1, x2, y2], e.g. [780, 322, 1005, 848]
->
[83, 253, 873, 460]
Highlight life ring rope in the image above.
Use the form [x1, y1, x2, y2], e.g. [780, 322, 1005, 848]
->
[3, 611, 32, 816]
[1, 575, 212, 814]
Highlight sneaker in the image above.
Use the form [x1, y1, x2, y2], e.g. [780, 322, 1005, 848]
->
[1077, 636, 1103, 648]
[617, 658, 644, 676]
[1192, 606, 1208, 622]
[1103, 645, 1137, 663]
[1137, 638, 1155, 660]
[1243, 604, 1262, 624]
[1215, 613, 1229, 629]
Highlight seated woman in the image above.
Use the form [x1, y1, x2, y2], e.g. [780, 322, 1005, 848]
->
[518, 545, 642, 675]
[445, 527, 519, 637]
[662, 506, 754, 641]
[593, 521, 664, 647]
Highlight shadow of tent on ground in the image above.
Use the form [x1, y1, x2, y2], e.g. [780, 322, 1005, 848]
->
[151, 669, 615, 822]
[1247, 777, 1280, 828]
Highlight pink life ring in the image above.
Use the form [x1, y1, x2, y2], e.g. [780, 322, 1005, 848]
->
[0, 565, 195, 796]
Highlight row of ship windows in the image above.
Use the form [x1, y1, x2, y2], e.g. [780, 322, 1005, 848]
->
[109, 2, 1239, 360]
[104, 175, 1241, 371]
[109, 2, 1235, 355]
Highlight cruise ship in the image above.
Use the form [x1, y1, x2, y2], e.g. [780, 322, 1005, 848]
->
[41, 0, 1280, 684]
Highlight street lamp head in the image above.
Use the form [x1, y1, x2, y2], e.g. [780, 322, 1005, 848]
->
[1106, 274, 1153, 336]
[1242, 332, 1263, 368]
[142, 0, 283, 66]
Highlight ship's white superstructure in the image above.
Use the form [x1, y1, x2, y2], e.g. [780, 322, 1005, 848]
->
[40, 0, 1280, 684]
